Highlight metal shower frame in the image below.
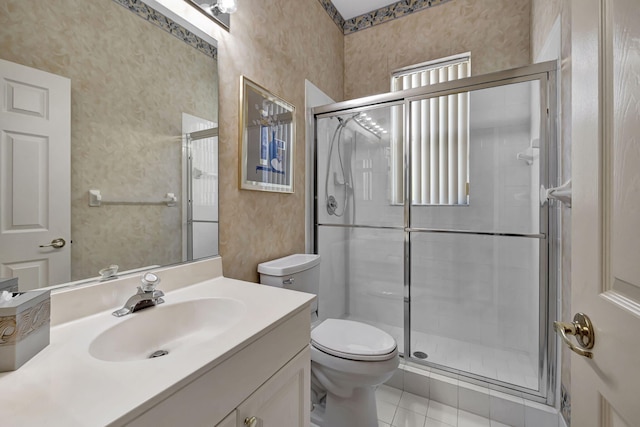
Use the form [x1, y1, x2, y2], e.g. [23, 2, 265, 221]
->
[312, 61, 559, 405]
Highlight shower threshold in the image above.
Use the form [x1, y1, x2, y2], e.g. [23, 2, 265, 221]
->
[344, 315, 539, 391]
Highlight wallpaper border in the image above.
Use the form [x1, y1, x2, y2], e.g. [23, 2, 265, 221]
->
[111, 0, 218, 60]
[317, 0, 454, 35]
[316, 0, 346, 31]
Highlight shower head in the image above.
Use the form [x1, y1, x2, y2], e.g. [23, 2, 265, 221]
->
[336, 112, 361, 128]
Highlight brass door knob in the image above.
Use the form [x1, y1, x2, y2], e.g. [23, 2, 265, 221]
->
[39, 238, 66, 249]
[244, 417, 258, 427]
[554, 312, 595, 358]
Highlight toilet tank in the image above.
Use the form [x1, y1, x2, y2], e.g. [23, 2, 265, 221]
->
[258, 254, 320, 314]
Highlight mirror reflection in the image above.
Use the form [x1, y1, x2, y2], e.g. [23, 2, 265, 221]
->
[0, 0, 219, 291]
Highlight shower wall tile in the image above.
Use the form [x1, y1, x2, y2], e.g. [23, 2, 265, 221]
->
[407, 87, 539, 358]
[0, 0, 217, 282]
[318, 116, 405, 228]
[346, 229, 404, 328]
[344, 0, 531, 99]
[317, 227, 350, 321]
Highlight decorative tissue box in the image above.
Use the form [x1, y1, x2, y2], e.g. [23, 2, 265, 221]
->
[0, 277, 18, 293]
[0, 290, 50, 372]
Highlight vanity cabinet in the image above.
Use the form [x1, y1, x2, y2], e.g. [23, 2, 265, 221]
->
[215, 411, 236, 427]
[124, 309, 310, 427]
[235, 347, 310, 427]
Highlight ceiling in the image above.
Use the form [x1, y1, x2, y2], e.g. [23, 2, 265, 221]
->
[331, 0, 398, 20]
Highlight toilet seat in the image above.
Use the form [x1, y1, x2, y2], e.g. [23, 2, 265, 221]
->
[311, 319, 397, 362]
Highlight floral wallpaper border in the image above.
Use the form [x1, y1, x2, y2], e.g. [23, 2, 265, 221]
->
[316, 0, 346, 31]
[113, 0, 450, 43]
[111, 0, 218, 59]
[318, 0, 454, 34]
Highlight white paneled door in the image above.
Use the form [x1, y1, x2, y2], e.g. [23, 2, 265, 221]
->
[570, 0, 640, 425]
[0, 59, 70, 290]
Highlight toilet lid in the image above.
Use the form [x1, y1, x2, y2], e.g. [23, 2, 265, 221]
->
[311, 319, 397, 362]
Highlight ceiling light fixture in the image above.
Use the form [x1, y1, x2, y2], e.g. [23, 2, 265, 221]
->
[185, 0, 237, 31]
[212, 0, 238, 15]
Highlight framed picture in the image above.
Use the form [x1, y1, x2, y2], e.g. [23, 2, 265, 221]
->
[239, 76, 295, 193]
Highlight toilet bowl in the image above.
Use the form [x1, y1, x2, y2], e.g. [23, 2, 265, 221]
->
[258, 254, 399, 427]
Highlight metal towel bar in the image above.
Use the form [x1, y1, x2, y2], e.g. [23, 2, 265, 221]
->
[88, 189, 177, 207]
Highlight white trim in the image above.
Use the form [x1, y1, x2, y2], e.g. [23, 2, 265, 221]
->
[534, 13, 564, 412]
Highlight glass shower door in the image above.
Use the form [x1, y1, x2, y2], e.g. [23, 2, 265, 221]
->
[315, 104, 405, 344]
[184, 125, 219, 261]
[313, 62, 557, 401]
[407, 79, 548, 393]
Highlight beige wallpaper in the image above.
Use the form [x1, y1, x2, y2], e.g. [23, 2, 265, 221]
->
[205, 0, 345, 281]
[343, 0, 532, 99]
[0, 0, 217, 281]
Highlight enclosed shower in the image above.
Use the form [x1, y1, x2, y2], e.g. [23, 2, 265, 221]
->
[312, 62, 557, 403]
[182, 113, 219, 261]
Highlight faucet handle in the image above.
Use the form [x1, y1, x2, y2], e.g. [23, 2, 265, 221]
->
[140, 272, 161, 292]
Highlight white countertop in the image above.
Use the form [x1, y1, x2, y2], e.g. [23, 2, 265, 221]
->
[0, 258, 314, 426]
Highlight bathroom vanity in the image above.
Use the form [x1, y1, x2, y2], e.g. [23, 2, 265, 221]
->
[0, 257, 314, 426]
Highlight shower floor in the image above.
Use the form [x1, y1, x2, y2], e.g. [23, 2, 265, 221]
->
[344, 315, 539, 391]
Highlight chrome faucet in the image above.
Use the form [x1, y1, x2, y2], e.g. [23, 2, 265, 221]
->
[112, 272, 165, 317]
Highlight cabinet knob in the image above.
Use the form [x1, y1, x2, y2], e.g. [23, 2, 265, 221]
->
[244, 417, 258, 427]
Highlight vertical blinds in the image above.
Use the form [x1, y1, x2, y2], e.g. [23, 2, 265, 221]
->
[391, 58, 470, 205]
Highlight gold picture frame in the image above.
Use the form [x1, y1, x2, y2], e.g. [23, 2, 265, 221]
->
[239, 76, 295, 193]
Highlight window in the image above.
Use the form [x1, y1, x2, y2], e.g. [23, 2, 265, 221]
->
[390, 54, 471, 205]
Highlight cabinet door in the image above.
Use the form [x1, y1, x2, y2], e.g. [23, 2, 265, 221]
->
[237, 347, 310, 427]
[216, 410, 236, 427]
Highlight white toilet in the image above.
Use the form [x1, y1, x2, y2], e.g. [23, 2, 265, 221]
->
[258, 254, 399, 427]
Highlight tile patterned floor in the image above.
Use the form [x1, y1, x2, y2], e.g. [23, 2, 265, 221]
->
[376, 384, 512, 427]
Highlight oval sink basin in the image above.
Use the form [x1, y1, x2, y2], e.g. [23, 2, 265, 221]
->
[89, 298, 246, 362]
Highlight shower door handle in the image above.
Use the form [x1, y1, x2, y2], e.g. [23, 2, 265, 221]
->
[554, 313, 595, 359]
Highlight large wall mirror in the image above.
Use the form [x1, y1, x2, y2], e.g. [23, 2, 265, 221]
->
[0, 0, 219, 291]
